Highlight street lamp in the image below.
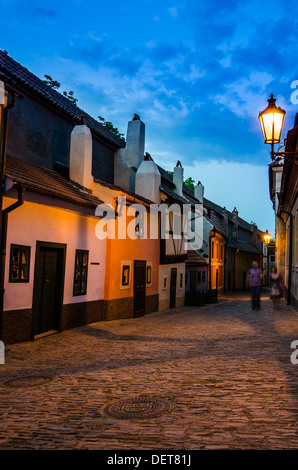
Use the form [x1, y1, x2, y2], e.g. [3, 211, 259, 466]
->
[259, 94, 286, 160]
[264, 229, 271, 244]
[259, 93, 298, 164]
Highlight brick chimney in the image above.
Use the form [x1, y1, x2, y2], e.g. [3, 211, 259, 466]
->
[69, 123, 93, 189]
[173, 160, 184, 197]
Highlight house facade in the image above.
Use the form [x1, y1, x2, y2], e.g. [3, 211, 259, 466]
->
[269, 117, 298, 308]
[0, 51, 161, 344]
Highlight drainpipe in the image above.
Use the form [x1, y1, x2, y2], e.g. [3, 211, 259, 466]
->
[0, 183, 25, 340]
[209, 229, 216, 291]
[0, 90, 17, 237]
[279, 209, 293, 305]
[0, 86, 19, 341]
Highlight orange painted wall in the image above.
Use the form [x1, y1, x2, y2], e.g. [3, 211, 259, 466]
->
[209, 232, 225, 291]
[103, 206, 160, 300]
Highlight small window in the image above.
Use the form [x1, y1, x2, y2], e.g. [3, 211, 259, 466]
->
[180, 272, 183, 288]
[9, 244, 31, 283]
[216, 242, 219, 260]
[73, 250, 89, 296]
[146, 264, 152, 286]
[220, 243, 223, 261]
[211, 241, 214, 259]
[120, 261, 131, 289]
[197, 271, 202, 284]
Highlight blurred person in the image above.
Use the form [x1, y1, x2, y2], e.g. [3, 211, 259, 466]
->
[269, 266, 284, 309]
[247, 261, 263, 310]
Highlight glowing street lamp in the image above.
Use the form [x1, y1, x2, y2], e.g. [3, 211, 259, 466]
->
[259, 94, 286, 160]
[264, 230, 271, 244]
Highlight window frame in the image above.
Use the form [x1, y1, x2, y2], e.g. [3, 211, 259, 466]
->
[9, 244, 31, 283]
[73, 249, 89, 296]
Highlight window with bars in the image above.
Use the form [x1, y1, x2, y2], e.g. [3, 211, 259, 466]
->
[9, 244, 31, 283]
[73, 250, 89, 296]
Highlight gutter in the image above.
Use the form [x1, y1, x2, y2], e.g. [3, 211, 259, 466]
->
[0, 86, 19, 341]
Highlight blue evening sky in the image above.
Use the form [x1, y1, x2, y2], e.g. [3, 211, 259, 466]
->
[2, 0, 298, 236]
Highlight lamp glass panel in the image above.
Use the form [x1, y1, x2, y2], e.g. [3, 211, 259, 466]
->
[260, 113, 274, 143]
[272, 111, 284, 143]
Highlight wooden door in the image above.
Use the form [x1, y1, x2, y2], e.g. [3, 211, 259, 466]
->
[32, 242, 66, 336]
[170, 268, 177, 308]
[133, 260, 146, 317]
[190, 269, 197, 294]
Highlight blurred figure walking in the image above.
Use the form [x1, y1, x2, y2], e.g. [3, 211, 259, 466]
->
[269, 267, 284, 309]
[247, 261, 263, 310]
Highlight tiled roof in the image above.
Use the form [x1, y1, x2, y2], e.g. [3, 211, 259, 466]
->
[157, 164, 254, 234]
[0, 50, 125, 149]
[5, 155, 103, 209]
[226, 240, 262, 255]
[160, 185, 191, 206]
[205, 208, 226, 237]
[185, 249, 207, 266]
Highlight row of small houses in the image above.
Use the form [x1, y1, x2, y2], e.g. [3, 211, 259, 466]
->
[0, 51, 266, 344]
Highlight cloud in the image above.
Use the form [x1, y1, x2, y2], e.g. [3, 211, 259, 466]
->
[169, 7, 178, 17]
[12, 0, 57, 18]
[210, 71, 275, 118]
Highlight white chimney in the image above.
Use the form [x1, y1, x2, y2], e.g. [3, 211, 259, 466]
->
[194, 181, 204, 203]
[232, 207, 238, 240]
[69, 124, 93, 189]
[114, 114, 145, 192]
[135, 153, 161, 204]
[173, 161, 183, 197]
[124, 115, 145, 168]
[222, 206, 228, 235]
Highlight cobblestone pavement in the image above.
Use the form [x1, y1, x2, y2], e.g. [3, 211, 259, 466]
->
[1, 291, 298, 450]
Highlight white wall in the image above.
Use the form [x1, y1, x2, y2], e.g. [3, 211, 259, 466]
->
[4, 196, 106, 311]
[159, 263, 185, 310]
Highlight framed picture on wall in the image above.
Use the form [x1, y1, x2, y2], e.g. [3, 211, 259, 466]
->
[120, 261, 131, 289]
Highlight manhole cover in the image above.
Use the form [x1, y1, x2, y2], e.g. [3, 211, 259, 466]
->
[104, 395, 175, 420]
[2, 375, 53, 388]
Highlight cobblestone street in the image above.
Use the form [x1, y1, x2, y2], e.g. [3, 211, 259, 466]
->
[1, 291, 298, 450]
